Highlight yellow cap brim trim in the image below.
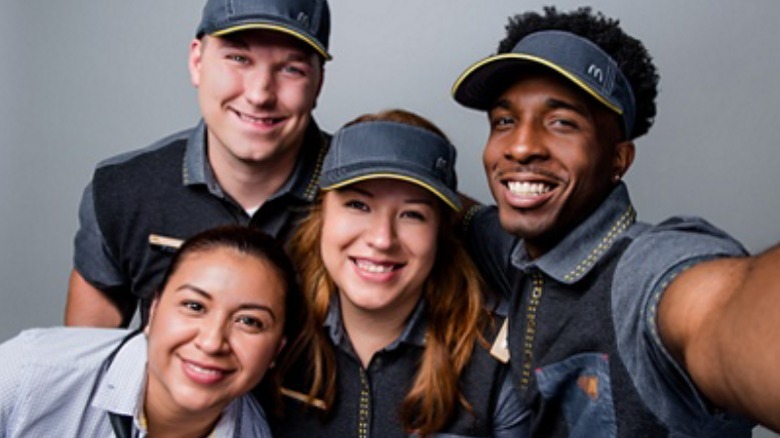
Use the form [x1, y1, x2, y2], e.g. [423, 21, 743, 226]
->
[212, 23, 332, 60]
[452, 53, 622, 115]
[322, 173, 461, 212]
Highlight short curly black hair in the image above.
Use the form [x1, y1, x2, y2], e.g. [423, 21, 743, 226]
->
[498, 6, 659, 139]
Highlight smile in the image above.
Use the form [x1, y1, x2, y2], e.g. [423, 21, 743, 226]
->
[353, 258, 402, 274]
[507, 181, 552, 196]
[233, 109, 284, 126]
[180, 357, 234, 384]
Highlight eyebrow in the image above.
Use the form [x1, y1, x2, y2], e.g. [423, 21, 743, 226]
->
[217, 35, 250, 50]
[545, 97, 591, 117]
[175, 284, 277, 321]
[489, 96, 590, 118]
[341, 186, 436, 207]
[216, 35, 314, 65]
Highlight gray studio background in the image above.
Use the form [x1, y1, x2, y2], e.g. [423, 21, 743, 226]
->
[1, 2, 779, 435]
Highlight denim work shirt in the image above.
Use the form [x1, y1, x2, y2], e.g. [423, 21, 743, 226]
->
[465, 183, 754, 437]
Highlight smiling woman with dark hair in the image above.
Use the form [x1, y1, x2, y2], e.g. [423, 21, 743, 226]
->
[0, 225, 303, 437]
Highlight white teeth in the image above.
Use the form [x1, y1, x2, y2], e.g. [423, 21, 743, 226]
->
[356, 260, 394, 273]
[507, 181, 551, 196]
[187, 363, 221, 375]
[239, 113, 275, 124]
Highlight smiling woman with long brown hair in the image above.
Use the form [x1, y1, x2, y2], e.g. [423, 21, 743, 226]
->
[270, 109, 527, 437]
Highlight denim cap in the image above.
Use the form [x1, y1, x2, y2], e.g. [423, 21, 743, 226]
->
[452, 30, 636, 137]
[197, 0, 331, 60]
[320, 121, 462, 211]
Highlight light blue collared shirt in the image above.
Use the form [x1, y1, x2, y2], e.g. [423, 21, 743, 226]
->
[0, 327, 272, 437]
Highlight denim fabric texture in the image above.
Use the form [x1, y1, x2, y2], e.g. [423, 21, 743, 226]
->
[466, 183, 754, 437]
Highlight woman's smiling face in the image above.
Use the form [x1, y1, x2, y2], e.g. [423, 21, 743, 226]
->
[144, 247, 287, 419]
[320, 179, 441, 320]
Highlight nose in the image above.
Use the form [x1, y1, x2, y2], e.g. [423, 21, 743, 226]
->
[365, 213, 397, 251]
[195, 315, 230, 355]
[503, 120, 549, 163]
[244, 67, 277, 108]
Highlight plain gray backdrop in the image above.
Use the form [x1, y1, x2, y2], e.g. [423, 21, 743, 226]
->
[1, 2, 778, 435]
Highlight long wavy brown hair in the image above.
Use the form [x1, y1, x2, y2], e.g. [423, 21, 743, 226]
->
[286, 109, 491, 436]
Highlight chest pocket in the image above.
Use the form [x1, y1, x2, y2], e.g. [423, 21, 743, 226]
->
[535, 352, 616, 438]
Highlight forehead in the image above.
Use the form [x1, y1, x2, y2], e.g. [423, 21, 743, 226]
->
[205, 29, 318, 59]
[497, 71, 624, 136]
[334, 178, 438, 200]
[168, 248, 286, 299]
[497, 70, 596, 106]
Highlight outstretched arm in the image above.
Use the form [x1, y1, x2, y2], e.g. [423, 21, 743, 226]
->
[65, 269, 135, 328]
[658, 243, 780, 431]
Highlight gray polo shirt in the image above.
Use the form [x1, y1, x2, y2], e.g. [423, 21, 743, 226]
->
[73, 119, 328, 319]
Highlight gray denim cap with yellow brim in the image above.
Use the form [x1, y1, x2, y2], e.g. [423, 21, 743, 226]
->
[196, 0, 331, 61]
[452, 30, 636, 137]
[319, 121, 462, 212]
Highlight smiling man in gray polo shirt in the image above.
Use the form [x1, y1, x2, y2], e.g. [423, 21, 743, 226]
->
[66, 0, 331, 327]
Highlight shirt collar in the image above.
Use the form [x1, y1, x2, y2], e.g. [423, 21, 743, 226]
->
[91, 331, 148, 418]
[91, 331, 242, 437]
[323, 294, 428, 352]
[510, 182, 637, 284]
[182, 119, 329, 203]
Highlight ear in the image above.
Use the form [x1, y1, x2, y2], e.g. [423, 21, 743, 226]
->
[188, 38, 204, 88]
[144, 297, 160, 336]
[612, 140, 635, 180]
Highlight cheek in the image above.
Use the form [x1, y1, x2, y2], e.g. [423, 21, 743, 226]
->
[407, 227, 439, 273]
[320, 224, 349, 275]
[483, 140, 502, 170]
[200, 65, 242, 98]
[235, 335, 284, 379]
[278, 80, 318, 112]
[321, 210, 359, 250]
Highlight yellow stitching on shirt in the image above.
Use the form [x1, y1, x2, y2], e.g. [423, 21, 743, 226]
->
[520, 272, 544, 390]
[563, 206, 636, 282]
[303, 134, 329, 201]
[461, 203, 486, 232]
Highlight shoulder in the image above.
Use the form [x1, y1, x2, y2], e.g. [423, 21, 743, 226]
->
[616, 216, 746, 299]
[613, 215, 746, 323]
[95, 127, 193, 170]
[463, 205, 519, 298]
[611, 216, 750, 433]
[2, 327, 129, 365]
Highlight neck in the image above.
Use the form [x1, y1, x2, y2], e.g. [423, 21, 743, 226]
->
[206, 134, 303, 211]
[145, 416, 217, 438]
[339, 295, 420, 368]
[144, 374, 223, 438]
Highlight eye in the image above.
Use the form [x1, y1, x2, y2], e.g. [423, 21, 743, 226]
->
[548, 117, 580, 132]
[226, 54, 249, 64]
[234, 314, 270, 333]
[282, 64, 306, 76]
[489, 114, 515, 131]
[344, 199, 369, 212]
[181, 300, 205, 314]
[400, 209, 426, 221]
